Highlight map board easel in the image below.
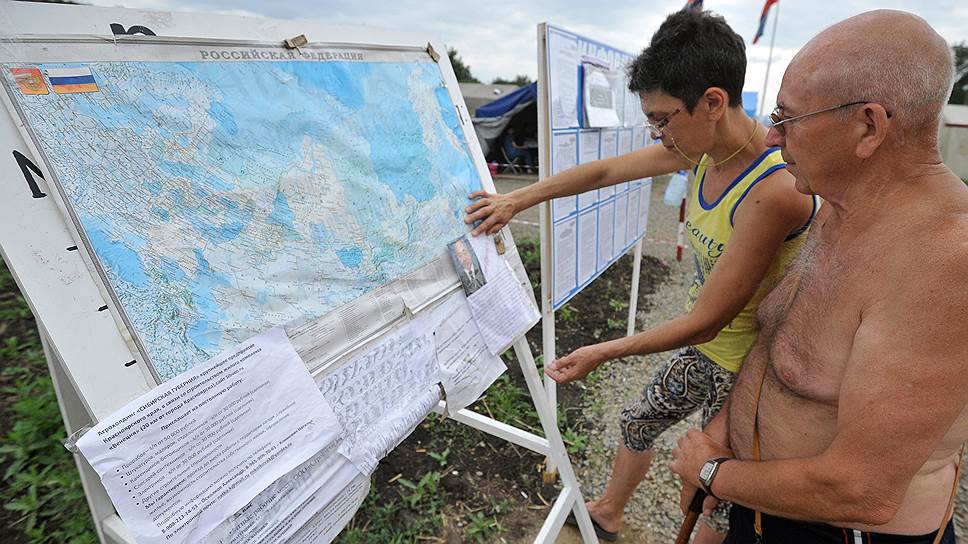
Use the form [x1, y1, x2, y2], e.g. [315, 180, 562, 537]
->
[0, 4, 600, 543]
[536, 23, 653, 474]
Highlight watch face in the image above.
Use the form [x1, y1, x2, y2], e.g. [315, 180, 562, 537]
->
[699, 461, 715, 482]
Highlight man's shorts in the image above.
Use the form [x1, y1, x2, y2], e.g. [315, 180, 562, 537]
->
[619, 346, 736, 532]
[724, 504, 956, 544]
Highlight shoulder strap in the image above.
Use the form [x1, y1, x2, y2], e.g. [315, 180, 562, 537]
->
[932, 443, 965, 544]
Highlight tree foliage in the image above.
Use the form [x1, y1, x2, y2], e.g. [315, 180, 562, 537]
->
[492, 75, 532, 86]
[447, 48, 480, 83]
[951, 41, 967, 105]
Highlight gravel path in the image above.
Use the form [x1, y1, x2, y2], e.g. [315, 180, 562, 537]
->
[572, 176, 968, 542]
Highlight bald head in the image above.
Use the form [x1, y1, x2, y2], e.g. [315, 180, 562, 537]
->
[789, 10, 954, 148]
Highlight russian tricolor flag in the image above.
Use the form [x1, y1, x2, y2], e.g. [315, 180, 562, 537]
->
[45, 66, 99, 94]
[753, 0, 778, 44]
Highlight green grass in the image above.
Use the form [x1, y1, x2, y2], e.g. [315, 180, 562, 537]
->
[0, 259, 97, 543]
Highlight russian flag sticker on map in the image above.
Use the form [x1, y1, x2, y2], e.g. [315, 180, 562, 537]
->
[45, 66, 99, 94]
[9, 67, 48, 95]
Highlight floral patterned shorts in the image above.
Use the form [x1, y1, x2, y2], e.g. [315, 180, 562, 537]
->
[619, 346, 736, 532]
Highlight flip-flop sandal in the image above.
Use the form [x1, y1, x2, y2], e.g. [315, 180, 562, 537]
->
[564, 511, 619, 542]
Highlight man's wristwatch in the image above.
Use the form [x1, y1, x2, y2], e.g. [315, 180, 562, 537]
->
[698, 457, 730, 500]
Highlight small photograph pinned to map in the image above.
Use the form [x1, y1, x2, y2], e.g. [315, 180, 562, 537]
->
[448, 235, 487, 297]
[45, 66, 99, 94]
[9, 67, 48, 95]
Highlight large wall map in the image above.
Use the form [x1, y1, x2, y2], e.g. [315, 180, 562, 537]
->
[5, 57, 481, 380]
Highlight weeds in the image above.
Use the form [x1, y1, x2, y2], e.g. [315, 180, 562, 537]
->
[337, 480, 441, 544]
[608, 298, 628, 312]
[561, 427, 588, 456]
[606, 317, 626, 331]
[478, 375, 541, 432]
[1, 258, 96, 543]
[427, 447, 450, 468]
[465, 511, 500, 542]
[558, 304, 576, 323]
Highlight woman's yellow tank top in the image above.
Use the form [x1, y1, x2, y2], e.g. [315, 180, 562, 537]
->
[683, 147, 817, 372]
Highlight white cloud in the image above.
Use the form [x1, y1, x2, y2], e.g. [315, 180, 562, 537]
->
[75, 0, 968, 96]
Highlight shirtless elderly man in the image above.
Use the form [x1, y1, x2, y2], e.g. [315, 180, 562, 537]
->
[669, 10, 968, 543]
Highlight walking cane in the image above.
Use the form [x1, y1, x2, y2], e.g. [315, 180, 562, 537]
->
[675, 489, 708, 544]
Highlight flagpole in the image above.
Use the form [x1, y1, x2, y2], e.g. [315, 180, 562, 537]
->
[757, 1, 780, 116]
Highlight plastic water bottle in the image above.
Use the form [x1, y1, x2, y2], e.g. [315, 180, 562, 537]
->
[664, 170, 688, 206]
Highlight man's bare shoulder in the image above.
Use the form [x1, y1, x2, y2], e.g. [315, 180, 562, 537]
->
[894, 175, 968, 267]
[878, 180, 968, 315]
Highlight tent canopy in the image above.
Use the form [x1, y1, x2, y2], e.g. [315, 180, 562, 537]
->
[474, 82, 537, 118]
[471, 82, 538, 157]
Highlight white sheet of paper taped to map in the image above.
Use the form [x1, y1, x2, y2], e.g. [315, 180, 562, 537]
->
[317, 328, 441, 475]
[287, 281, 405, 373]
[465, 234, 540, 355]
[200, 441, 360, 544]
[396, 255, 460, 312]
[412, 290, 507, 414]
[76, 327, 341, 544]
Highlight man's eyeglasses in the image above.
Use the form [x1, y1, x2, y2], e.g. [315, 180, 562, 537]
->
[644, 106, 682, 138]
[770, 101, 892, 135]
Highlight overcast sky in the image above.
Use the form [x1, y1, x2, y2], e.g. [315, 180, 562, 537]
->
[83, 0, 968, 112]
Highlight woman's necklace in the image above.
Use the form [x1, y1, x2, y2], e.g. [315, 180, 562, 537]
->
[672, 118, 759, 168]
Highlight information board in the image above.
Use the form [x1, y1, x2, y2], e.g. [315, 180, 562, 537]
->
[540, 24, 653, 310]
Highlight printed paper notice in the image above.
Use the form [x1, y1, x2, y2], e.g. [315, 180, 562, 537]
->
[549, 29, 579, 128]
[553, 216, 578, 306]
[578, 131, 600, 209]
[552, 131, 578, 220]
[577, 210, 598, 285]
[200, 443, 361, 544]
[632, 127, 646, 150]
[626, 186, 641, 246]
[414, 290, 507, 413]
[464, 234, 540, 355]
[618, 128, 633, 155]
[553, 131, 577, 175]
[579, 130, 600, 164]
[623, 86, 644, 128]
[597, 200, 615, 269]
[286, 474, 370, 544]
[599, 130, 618, 199]
[317, 329, 441, 475]
[76, 328, 340, 544]
[601, 129, 618, 158]
[582, 64, 620, 127]
[612, 193, 629, 256]
[639, 182, 653, 236]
